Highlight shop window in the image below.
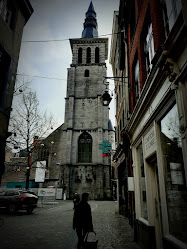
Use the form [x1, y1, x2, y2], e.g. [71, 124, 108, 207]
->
[78, 132, 92, 163]
[0, 0, 15, 30]
[134, 59, 140, 101]
[84, 69, 89, 77]
[161, 0, 182, 37]
[160, 104, 187, 244]
[95, 47, 99, 63]
[137, 143, 148, 220]
[86, 47, 91, 64]
[78, 48, 82, 64]
[0, 45, 11, 107]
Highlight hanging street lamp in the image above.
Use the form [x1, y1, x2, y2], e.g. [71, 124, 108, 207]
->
[100, 90, 112, 106]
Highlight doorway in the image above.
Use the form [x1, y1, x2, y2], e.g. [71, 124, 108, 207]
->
[146, 154, 163, 249]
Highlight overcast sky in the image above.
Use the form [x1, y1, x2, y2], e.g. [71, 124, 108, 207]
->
[16, 0, 120, 129]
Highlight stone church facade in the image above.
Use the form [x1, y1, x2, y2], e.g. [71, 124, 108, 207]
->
[40, 2, 115, 200]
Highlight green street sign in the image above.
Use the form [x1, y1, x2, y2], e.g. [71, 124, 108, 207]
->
[99, 141, 111, 153]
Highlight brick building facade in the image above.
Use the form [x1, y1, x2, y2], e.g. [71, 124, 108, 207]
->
[111, 0, 187, 249]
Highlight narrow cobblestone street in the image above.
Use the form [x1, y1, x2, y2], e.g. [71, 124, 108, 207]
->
[0, 200, 142, 249]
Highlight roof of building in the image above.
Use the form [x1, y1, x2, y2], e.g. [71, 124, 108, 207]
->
[82, 1, 98, 38]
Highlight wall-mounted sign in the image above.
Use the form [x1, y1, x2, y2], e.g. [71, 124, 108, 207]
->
[38, 188, 56, 197]
[35, 161, 46, 182]
[99, 141, 111, 156]
[128, 177, 134, 191]
[144, 126, 156, 158]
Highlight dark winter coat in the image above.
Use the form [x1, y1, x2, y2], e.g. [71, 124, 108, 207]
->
[73, 200, 93, 231]
[73, 194, 80, 204]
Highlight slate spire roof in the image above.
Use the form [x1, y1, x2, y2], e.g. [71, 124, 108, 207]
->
[82, 1, 98, 38]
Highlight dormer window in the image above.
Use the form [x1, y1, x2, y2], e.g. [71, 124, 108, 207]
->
[78, 47, 82, 63]
[84, 70, 89, 77]
[95, 47, 99, 63]
[86, 47, 91, 63]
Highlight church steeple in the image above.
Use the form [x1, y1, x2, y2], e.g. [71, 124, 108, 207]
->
[82, 1, 98, 38]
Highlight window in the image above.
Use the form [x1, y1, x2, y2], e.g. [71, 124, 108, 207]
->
[134, 59, 140, 101]
[162, 0, 182, 36]
[144, 23, 154, 75]
[84, 69, 89, 77]
[138, 143, 148, 220]
[78, 132, 92, 163]
[116, 93, 119, 112]
[95, 47, 99, 63]
[0, 44, 11, 107]
[122, 110, 125, 128]
[86, 47, 91, 64]
[130, 1, 136, 44]
[160, 104, 187, 244]
[0, 0, 15, 29]
[78, 48, 82, 64]
[36, 146, 49, 161]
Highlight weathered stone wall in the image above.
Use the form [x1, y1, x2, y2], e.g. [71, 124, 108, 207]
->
[68, 164, 111, 200]
[45, 38, 113, 199]
[71, 39, 108, 64]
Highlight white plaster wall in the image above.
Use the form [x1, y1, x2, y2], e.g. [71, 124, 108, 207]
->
[132, 78, 171, 143]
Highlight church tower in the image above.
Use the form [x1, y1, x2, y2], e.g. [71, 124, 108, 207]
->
[48, 2, 115, 200]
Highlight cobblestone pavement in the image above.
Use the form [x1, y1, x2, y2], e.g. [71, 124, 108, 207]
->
[0, 200, 142, 249]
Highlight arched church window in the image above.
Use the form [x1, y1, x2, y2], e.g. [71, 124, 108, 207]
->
[95, 47, 99, 63]
[84, 69, 89, 77]
[78, 48, 82, 63]
[86, 47, 91, 63]
[78, 132, 92, 163]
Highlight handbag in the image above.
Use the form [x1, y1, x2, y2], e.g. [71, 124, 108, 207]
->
[82, 231, 98, 249]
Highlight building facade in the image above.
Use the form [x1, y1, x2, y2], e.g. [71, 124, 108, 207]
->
[115, 0, 187, 249]
[110, 10, 134, 222]
[40, 2, 115, 200]
[0, 0, 33, 184]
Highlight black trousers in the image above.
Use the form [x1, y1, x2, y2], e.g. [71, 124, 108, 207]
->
[76, 227, 88, 249]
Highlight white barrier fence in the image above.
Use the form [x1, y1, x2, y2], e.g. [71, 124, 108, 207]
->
[0, 188, 65, 207]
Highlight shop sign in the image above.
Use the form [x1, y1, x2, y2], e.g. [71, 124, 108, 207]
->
[144, 126, 156, 158]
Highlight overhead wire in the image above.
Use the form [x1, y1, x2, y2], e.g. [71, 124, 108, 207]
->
[16, 73, 67, 81]
[21, 32, 121, 43]
[16, 73, 127, 85]
[19, 31, 122, 81]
